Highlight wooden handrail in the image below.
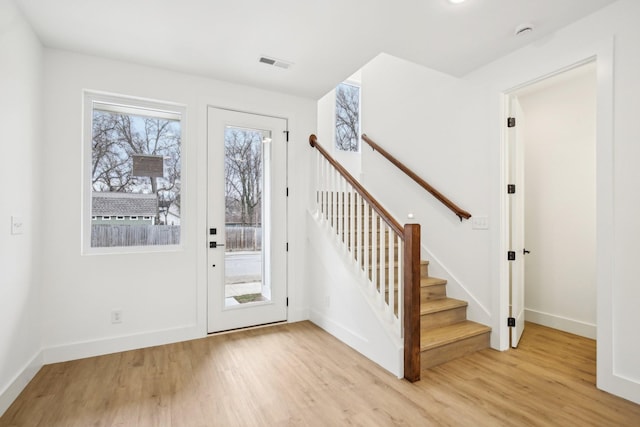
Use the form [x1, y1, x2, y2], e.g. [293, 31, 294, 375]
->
[309, 134, 403, 237]
[361, 134, 472, 221]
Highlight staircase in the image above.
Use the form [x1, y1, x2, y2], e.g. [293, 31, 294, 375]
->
[309, 134, 490, 378]
[353, 202, 491, 371]
[418, 260, 491, 370]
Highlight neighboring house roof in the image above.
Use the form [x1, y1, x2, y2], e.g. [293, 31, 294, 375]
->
[92, 192, 157, 216]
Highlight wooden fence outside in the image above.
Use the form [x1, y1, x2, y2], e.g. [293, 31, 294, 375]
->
[225, 226, 262, 251]
[91, 225, 180, 247]
[91, 224, 261, 250]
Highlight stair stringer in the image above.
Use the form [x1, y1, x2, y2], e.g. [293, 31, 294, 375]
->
[306, 210, 404, 378]
[421, 243, 493, 340]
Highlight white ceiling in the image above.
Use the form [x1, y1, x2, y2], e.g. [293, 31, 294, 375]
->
[15, 0, 617, 99]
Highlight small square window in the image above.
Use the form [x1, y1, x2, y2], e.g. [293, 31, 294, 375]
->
[130, 216, 138, 220]
[116, 216, 125, 220]
[91, 216, 97, 220]
[102, 216, 111, 220]
[143, 216, 152, 220]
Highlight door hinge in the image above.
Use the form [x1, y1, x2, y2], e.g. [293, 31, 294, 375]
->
[507, 184, 516, 194]
[284, 130, 289, 142]
[286, 297, 289, 307]
[286, 187, 289, 197]
[508, 251, 516, 261]
[286, 242, 289, 252]
[507, 117, 516, 128]
[507, 317, 516, 327]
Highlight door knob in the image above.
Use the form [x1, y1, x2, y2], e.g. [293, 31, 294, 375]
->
[523, 248, 531, 255]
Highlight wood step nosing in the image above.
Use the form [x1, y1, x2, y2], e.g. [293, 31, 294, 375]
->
[420, 298, 467, 315]
[421, 277, 447, 287]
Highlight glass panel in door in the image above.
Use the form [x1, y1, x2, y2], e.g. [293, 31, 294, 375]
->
[223, 127, 270, 307]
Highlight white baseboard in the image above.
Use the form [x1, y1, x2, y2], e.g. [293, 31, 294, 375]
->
[43, 324, 202, 364]
[0, 351, 43, 417]
[525, 308, 596, 339]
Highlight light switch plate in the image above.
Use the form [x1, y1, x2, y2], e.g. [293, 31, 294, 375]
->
[11, 216, 24, 235]
[471, 216, 489, 230]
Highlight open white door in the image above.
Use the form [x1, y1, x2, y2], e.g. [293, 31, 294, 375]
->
[509, 96, 527, 348]
[207, 107, 288, 333]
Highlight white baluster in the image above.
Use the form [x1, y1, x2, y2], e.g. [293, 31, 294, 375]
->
[350, 188, 356, 257]
[365, 202, 370, 280]
[380, 222, 387, 310]
[320, 157, 327, 222]
[338, 176, 343, 241]
[371, 211, 377, 296]
[315, 150, 320, 212]
[332, 167, 337, 232]
[397, 234, 403, 327]
[319, 156, 324, 220]
[388, 228, 395, 320]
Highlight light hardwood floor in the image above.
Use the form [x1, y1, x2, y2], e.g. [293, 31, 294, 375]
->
[1, 321, 639, 426]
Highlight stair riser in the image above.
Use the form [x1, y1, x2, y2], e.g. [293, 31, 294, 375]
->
[420, 332, 490, 369]
[420, 307, 467, 332]
[421, 284, 446, 301]
[421, 263, 429, 278]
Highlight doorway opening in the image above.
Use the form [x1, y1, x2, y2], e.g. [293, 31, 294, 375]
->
[506, 61, 597, 348]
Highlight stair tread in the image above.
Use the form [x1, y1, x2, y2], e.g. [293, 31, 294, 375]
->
[420, 320, 491, 351]
[421, 277, 447, 287]
[420, 297, 467, 314]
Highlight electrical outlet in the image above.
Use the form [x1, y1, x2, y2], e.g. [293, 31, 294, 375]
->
[111, 310, 123, 324]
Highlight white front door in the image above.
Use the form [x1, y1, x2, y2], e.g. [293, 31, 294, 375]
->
[509, 96, 526, 347]
[207, 107, 288, 333]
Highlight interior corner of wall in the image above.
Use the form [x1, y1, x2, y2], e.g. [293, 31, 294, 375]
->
[0, 349, 44, 418]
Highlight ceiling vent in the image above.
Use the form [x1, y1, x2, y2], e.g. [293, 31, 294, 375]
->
[259, 56, 292, 69]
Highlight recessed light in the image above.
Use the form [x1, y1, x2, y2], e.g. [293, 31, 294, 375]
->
[448, 0, 466, 4]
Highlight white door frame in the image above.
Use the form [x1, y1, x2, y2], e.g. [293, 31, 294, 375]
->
[497, 41, 614, 388]
[505, 94, 526, 348]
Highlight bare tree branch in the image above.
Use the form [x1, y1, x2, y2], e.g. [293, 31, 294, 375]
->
[336, 83, 360, 152]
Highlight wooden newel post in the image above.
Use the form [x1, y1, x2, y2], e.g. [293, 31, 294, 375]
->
[403, 223, 421, 382]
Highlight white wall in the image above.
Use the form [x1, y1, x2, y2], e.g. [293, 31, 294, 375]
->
[517, 66, 597, 339]
[306, 213, 403, 377]
[0, 0, 43, 415]
[41, 49, 315, 363]
[359, 53, 493, 330]
[466, 0, 640, 404]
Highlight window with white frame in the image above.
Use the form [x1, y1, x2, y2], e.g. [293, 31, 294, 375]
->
[85, 92, 184, 250]
[335, 82, 360, 152]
